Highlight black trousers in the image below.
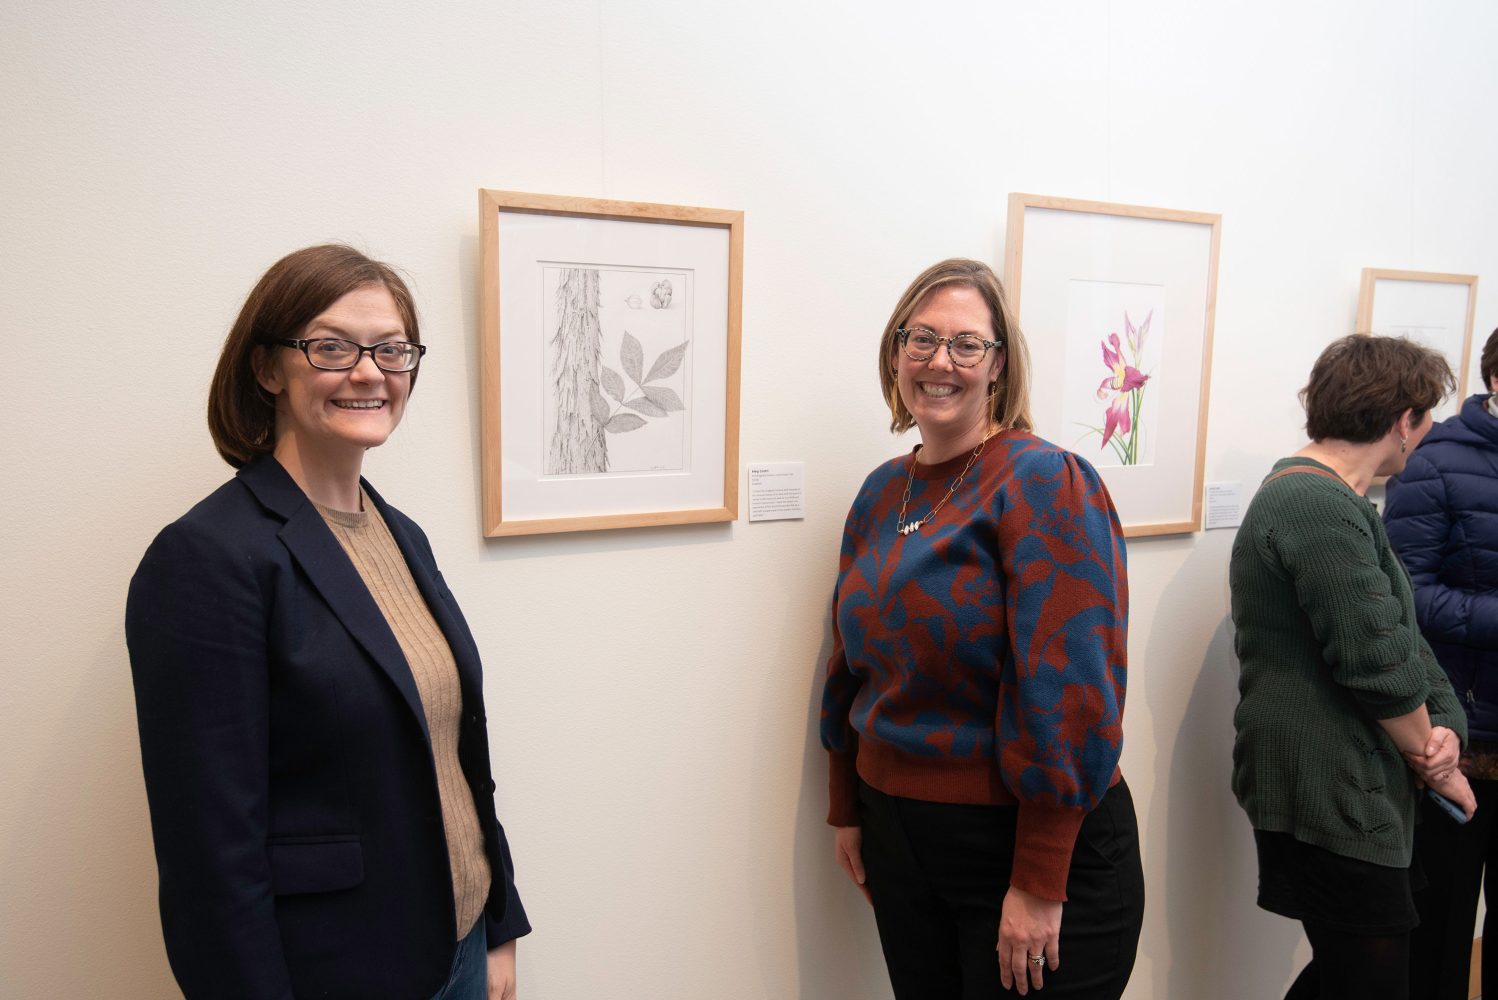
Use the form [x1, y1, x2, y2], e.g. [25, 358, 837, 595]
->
[858, 779, 1145, 1000]
[1409, 777, 1498, 1000]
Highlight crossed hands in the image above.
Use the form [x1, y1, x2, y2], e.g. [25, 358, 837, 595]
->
[1404, 725, 1477, 820]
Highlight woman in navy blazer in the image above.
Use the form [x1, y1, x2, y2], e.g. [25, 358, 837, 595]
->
[127, 245, 528, 1000]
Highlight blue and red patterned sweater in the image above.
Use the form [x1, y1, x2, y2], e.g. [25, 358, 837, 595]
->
[820, 431, 1129, 900]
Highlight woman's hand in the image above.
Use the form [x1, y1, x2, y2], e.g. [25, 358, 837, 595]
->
[997, 885, 1062, 995]
[1428, 767, 1478, 821]
[1402, 725, 1461, 786]
[487, 939, 516, 1000]
[833, 826, 872, 904]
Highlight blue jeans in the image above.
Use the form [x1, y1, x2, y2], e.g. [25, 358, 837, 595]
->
[428, 919, 487, 1000]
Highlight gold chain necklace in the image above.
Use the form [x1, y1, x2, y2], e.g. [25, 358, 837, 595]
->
[896, 431, 992, 536]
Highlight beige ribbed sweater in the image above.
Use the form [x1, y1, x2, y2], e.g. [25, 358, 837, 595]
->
[316, 497, 491, 939]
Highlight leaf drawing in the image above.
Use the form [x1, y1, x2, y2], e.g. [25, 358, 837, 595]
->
[601, 366, 626, 403]
[605, 413, 647, 433]
[623, 397, 669, 418]
[644, 341, 689, 384]
[549, 272, 692, 464]
[588, 385, 611, 425]
[546, 268, 609, 474]
[621, 332, 644, 384]
[642, 385, 685, 411]
[596, 330, 690, 437]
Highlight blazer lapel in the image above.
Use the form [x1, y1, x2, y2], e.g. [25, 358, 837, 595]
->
[363, 481, 484, 699]
[238, 458, 432, 743]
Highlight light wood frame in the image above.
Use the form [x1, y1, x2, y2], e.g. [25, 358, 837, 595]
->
[1356, 267, 1479, 403]
[1004, 193, 1221, 537]
[478, 190, 743, 537]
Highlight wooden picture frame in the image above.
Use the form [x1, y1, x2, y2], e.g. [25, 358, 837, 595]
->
[1356, 267, 1478, 422]
[478, 190, 743, 537]
[1004, 193, 1221, 537]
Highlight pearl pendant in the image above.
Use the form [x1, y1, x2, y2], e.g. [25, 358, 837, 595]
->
[899, 521, 922, 535]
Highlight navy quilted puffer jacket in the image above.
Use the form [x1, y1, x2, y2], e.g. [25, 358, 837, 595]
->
[1385, 393, 1498, 743]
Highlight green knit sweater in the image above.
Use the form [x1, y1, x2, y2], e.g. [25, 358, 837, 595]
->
[1229, 457, 1467, 867]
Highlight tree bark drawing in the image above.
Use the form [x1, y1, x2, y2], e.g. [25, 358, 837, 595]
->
[546, 268, 609, 474]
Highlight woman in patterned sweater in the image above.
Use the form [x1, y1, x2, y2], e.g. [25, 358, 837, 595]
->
[820, 259, 1143, 998]
[1229, 334, 1474, 1000]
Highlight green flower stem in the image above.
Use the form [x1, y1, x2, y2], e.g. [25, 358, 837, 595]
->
[1075, 423, 1131, 465]
[1127, 383, 1147, 465]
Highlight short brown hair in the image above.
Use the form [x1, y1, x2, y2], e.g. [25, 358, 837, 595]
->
[877, 258, 1032, 434]
[1480, 326, 1498, 391]
[1300, 334, 1454, 443]
[207, 245, 421, 467]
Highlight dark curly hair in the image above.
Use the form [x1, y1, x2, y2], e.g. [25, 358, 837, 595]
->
[1300, 334, 1454, 443]
[1480, 326, 1498, 392]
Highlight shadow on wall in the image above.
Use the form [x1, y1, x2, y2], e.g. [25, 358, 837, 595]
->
[1145, 563, 1305, 999]
[791, 609, 895, 1000]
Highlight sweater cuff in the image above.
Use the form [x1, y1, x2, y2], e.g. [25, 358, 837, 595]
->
[1010, 803, 1086, 901]
[1429, 705, 1470, 749]
[1360, 688, 1430, 721]
[827, 749, 859, 827]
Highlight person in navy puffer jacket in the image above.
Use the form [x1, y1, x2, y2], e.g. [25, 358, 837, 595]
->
[1385, 326, 1498, 1000]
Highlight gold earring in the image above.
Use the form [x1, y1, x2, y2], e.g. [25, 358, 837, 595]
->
[1400, 436, 1408, 454]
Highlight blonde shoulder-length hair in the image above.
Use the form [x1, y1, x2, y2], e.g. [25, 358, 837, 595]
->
[877, 258, 1033, 434]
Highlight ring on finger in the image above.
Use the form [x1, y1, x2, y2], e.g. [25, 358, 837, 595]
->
[1028, 953, 1046, 967]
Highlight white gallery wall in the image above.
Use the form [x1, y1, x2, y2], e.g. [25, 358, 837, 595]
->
[3, 1, 1497, 996]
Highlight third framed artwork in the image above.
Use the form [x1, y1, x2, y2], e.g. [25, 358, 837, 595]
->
[1356, 267, 1478, 423]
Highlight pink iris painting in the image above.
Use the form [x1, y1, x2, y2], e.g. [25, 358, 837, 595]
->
[1081, 310, 1152, 465]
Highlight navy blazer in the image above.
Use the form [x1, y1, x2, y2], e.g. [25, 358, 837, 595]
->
[126, 455, 529, 1000]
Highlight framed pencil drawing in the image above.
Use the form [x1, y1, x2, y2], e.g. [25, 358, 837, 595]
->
[1356, 268, 1478, 423]
[479, 190, 743, 537]
[1004, 193, 1220, 537]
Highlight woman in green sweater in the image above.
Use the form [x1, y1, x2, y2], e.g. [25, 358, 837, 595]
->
[1230, 334, 1475, 1000]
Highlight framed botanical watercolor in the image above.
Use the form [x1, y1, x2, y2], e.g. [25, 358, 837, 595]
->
[1356, 268, 1478, 422]
[478, 190, 743, 537]
[1004, 193, 1221, 537]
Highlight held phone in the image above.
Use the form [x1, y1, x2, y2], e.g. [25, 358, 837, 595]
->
[1427, 787, 1472, 825]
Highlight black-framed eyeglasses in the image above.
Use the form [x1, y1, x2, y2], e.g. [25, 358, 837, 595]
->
[269, 338, 426, 373]
[896, 328, 1003, 368]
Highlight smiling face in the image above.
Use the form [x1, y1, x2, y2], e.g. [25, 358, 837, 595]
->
[254, 283, 412, 468]
[891, 284, 1005, 452]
